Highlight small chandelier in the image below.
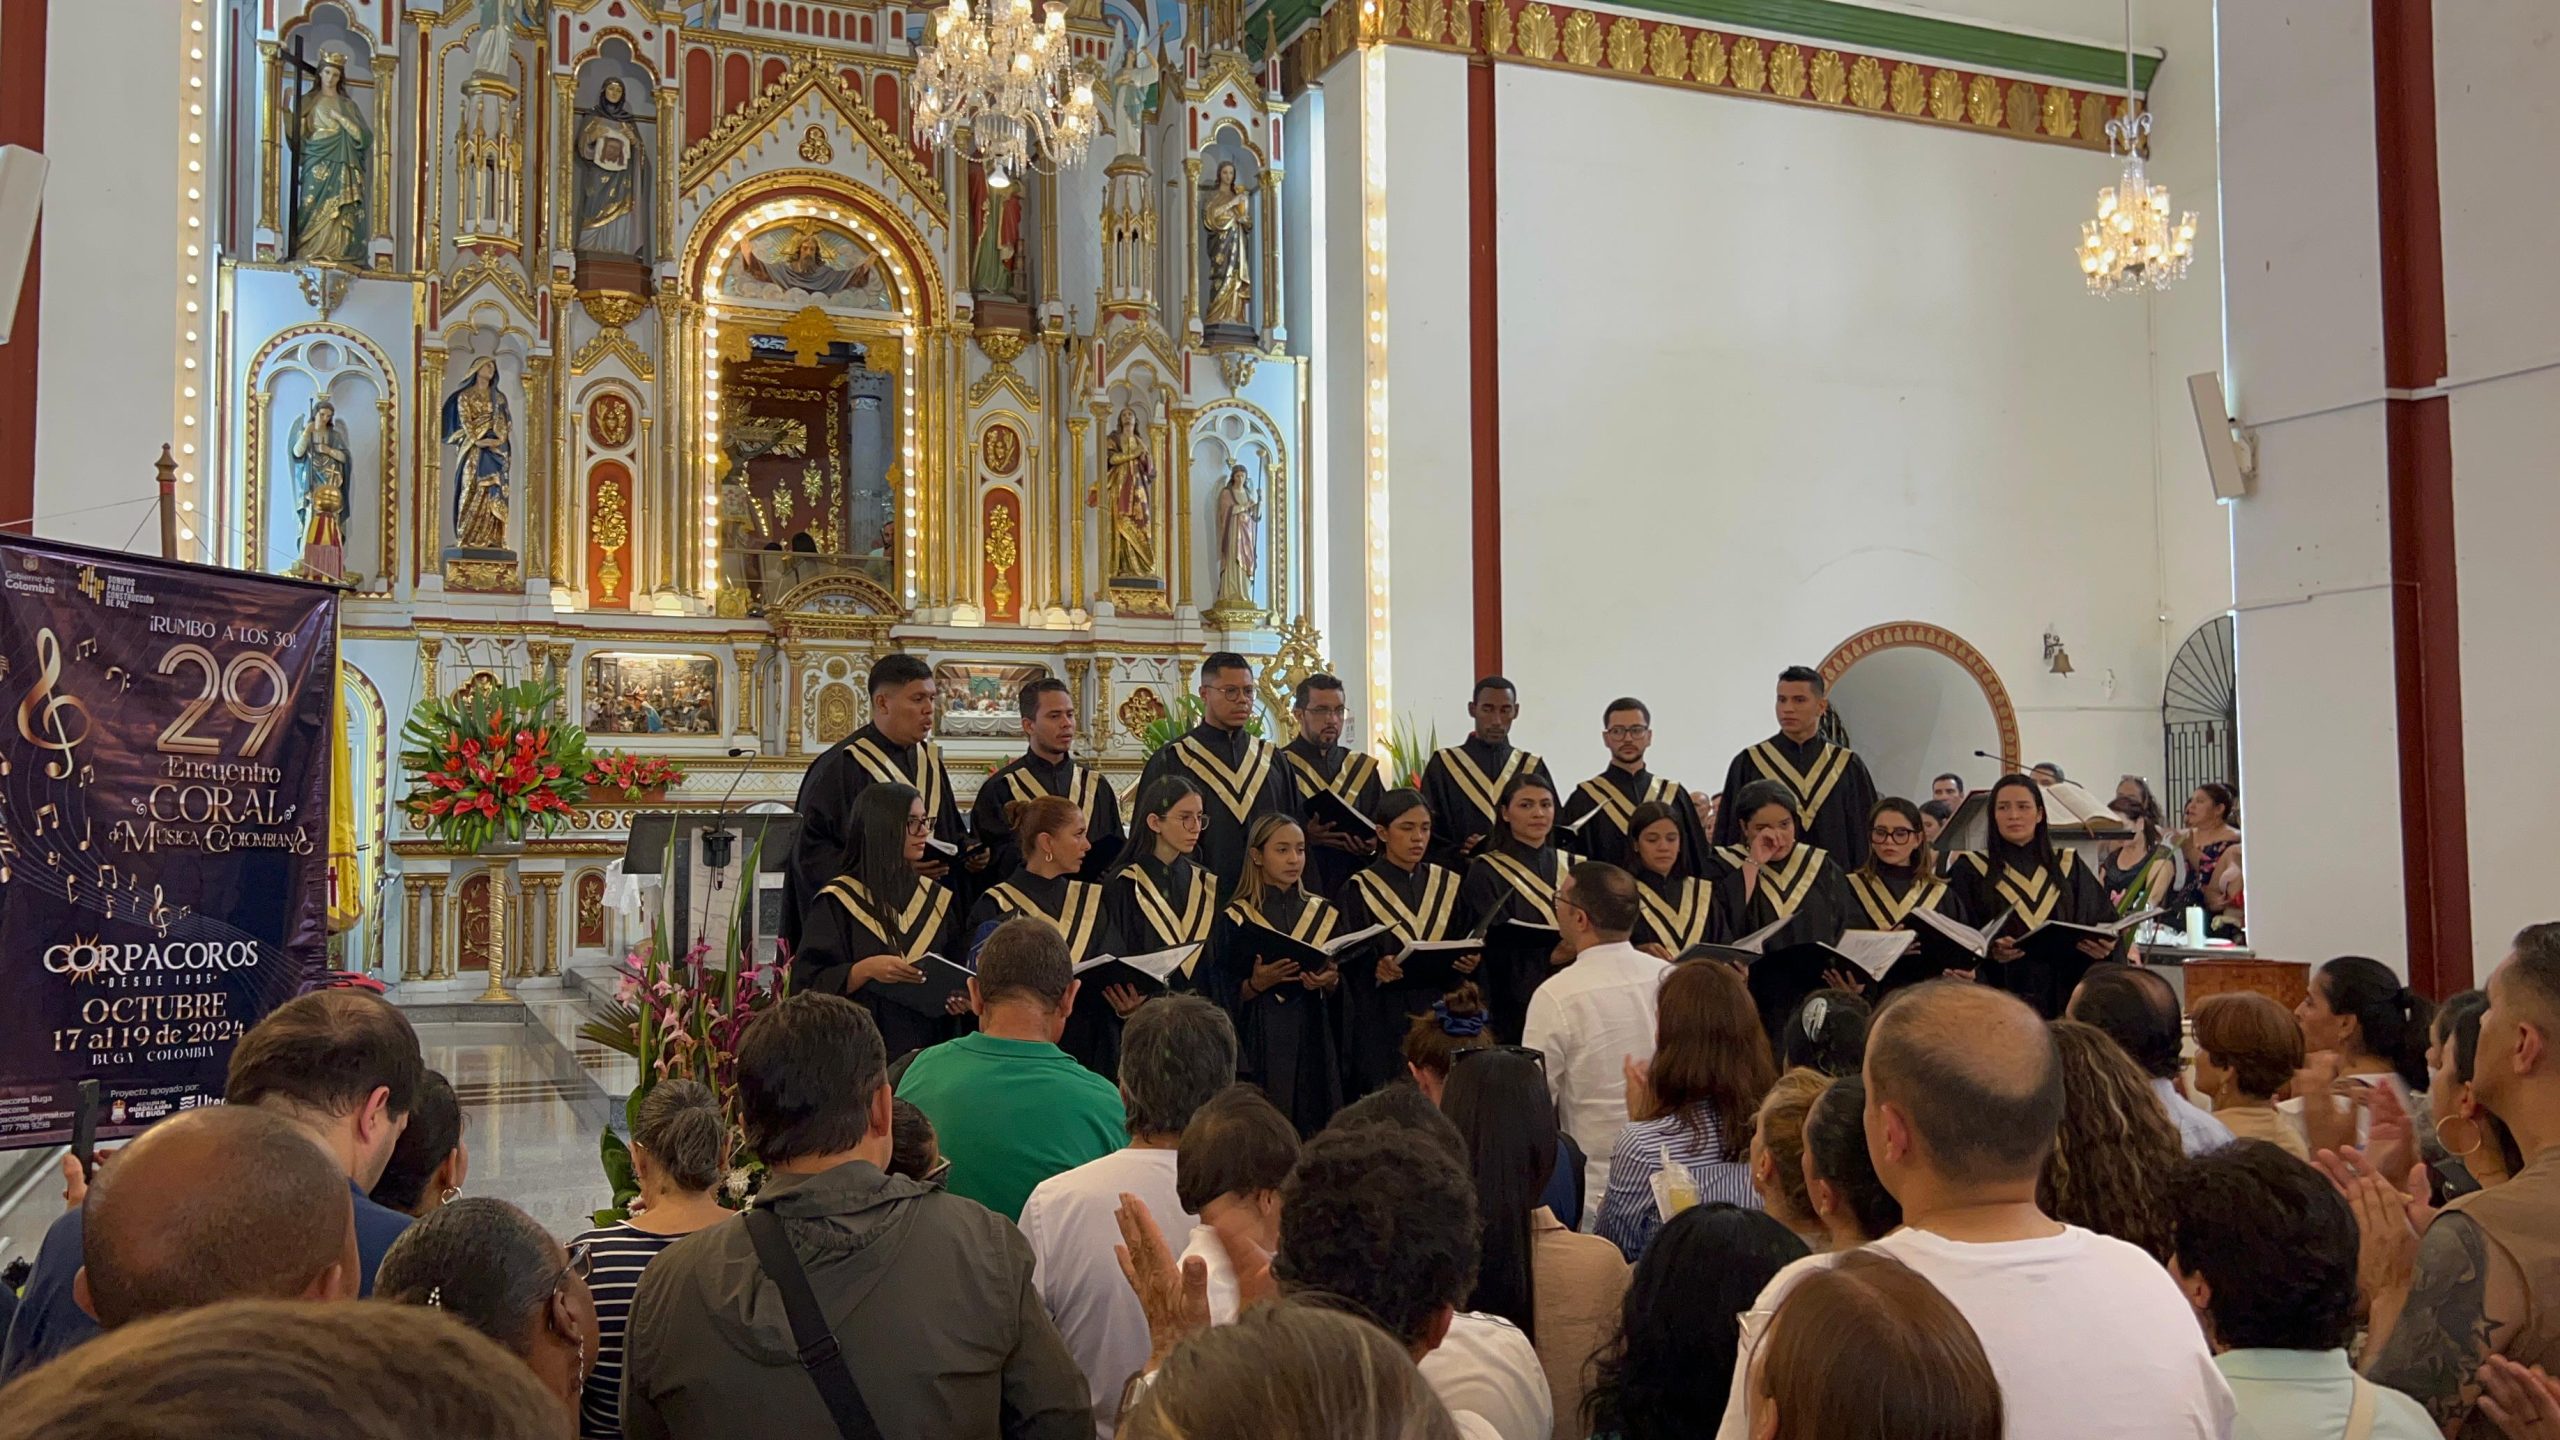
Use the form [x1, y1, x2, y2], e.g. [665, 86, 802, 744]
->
[2076, 0, 2199, 297]
[912, 0, 1098, 188]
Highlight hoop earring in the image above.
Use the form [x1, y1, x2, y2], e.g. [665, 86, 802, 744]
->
[439, 1185, 461, 1204]
[2439, 1113, 2485, 1161]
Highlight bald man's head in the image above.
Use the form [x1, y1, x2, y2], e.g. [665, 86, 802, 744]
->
[1866, 981, 2063, 1184]
[78, 1106, 357, 1329]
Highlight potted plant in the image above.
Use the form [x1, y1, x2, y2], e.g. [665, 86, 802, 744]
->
[398, 680, 589, 852]
[583, 751, 688, 805]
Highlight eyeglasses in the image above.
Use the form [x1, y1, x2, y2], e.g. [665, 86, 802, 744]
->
[552, 1240, 594, 1293]
[905, 817, 934, 835]
[1870, 827, 1920, 843]
[1452, 1043, 1545, 1071]
[923, 1156, 953, 1185]
[1204, 684, 1255, 700]
[1166, 811, 1209, 829]
[1604, 725, 1651, 741]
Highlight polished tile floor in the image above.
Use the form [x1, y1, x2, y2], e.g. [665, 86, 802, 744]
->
[419, 996, 634, 1241]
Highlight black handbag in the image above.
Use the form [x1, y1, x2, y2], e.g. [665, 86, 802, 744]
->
[742, 1204, 884, 1440]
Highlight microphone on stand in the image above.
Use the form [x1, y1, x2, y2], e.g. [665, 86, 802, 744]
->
[699, 746, 759, 886]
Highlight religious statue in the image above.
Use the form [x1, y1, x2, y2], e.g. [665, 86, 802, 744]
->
[1090, 407, 1157, 581]
[289, 398, 350, 580]
[442, 358, 513, 552]
[290, 50, 371, 264]
[1101, 28, 1158, 162]
[969, 168, 1025, 299]
[469, 0, 544, 78]
[1213, 461, 1261, 608]
[1201, 161, 1254, 330]
[574, 78, 651, 261]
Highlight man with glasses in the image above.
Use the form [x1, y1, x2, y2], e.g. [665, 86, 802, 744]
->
[973, 677, 1126, 882]
[1420, 676, 1553, 872]
[787, 652, 977, 950]
[1135, 652, 1298, 895]
[1558, 696, 1713, 877]
[1521, 862, 1667, 1228]
[1711, 665, 1879, 869]
[1281, 673, 1383, 898]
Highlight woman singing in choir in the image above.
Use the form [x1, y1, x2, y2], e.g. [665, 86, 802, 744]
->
[1842, 797, 1972, 990]
[1708, 780, 1855, 947]
[1457, 773, 1572, 1043]
[1204, 815, 1346, 1136]
[966, 794, 1127, 1076]
[1947, 773, 2113, 1016]
[1625, 799, 1717, 959]
[1335, 790, 1477, 1099]
[1101, 777, 1221, 986]
[789, 782, 962, 1064]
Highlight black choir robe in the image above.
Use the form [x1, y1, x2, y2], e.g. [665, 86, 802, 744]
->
[1558, 766, 1712, 879]
[1712, 733, 1880, 871]
[785, 723, 967, 949]
[1419, 735, 1554, 873]
[1103, 852, 1221, 987]
[1457, 837, 1570, 1044]
[1335, 857, 1469, 1099]
[1631, 868, 1717, 956]
[1280, 737, 1388, 899]
[789, 875, 959, 1065]
[1707, 844, 1857, 949]
[1946, 849, 2112, 1017]
[1136, 722, 1299, 899]
[967, 869, 1126, 1078]
[1843, 864, 1972, 993]
[1204, 888, 1347, 1137]
[968, 749, 1127, 882]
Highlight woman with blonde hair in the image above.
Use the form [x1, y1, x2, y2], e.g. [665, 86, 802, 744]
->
[1746, 1068, 1836, 1252]
[2042, 1020, 2184, 1262]
[1119, 1300, 1458, 1440]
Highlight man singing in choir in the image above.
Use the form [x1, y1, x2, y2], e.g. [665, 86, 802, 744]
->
[1281, 673, 1384, 899]
[1712, 665, 1878, 869]
[1557, 696, 1712, 878]
[1419, 676, 1552, 872]
[969, 676, 1125, 882]
[1135, 652, 1298, 896]
[785, 653, 977, 948]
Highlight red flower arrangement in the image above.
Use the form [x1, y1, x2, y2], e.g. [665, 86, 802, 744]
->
[583, 752, 688, 800]
[398, 679, 590, 853]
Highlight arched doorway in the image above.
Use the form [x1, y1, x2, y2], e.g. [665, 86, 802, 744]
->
[1818, 623, 2021, 799]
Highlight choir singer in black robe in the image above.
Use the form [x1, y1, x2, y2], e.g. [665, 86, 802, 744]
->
[1335, 789, 1476, 1098]
[1558, 696, 1712, 877]
[1202, 815, 1346, 1136]
[1712, 665, 1879, 870]
[1708, 779, 1857, 947]
[967, 794, 1128, 1076]
[1101, 778, 1221, 983]
[785, 652, 977, 949]
[968, 676, 1125, 881]
[1625, 799, 1719, 958]
[1948, 774, 2114, 1017]
[1135, 651, 1299, 898]
[1420, 676, 1553, 873]
[1456, 772, 1571, 1043]
[788, 782, 963, 1064]
[1282, 672, 1385, 899]
[1844, 796, 1973, 990]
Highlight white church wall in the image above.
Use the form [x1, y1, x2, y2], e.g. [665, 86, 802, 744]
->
[1319, 50, 1371, 719]
[1826, 646, 2004, 804]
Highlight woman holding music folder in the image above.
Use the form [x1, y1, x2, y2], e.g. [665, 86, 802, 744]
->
[1706, 781, 1856, 949]
[1335, 789, 1480, 1099]
[1843, 797, 1974, 992]
[1946, 773, 2115, 1017]
[1204, 815, 1355, 1136]
[1626, 799, 1719, 960]
[790, 781, 963, 1064]
[1102, 777, 1222, 987]
[1457, 772, 1574, 1044]
[967, 794, 1129, 1077]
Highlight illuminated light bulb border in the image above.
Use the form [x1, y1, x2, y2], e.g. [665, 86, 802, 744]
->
[173, 0, 212, 562]
[1360, 42, 1390, 757]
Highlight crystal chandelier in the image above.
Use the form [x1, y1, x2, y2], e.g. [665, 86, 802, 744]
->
[912, 0, 1098, 188]
[2076, 0, 2199, 297]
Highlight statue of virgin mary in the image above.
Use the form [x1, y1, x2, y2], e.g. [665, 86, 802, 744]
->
[443, 358, 513, 552]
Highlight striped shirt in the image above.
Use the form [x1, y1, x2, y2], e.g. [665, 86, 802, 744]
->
[570, 1220, 702, 1440]
[1594, 1104, 1762, 1262]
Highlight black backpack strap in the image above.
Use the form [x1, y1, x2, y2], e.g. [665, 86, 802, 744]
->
[742, 1203, 883, 1440]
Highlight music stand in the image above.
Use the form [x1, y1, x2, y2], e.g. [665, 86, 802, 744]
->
[624, 811, 800, 957]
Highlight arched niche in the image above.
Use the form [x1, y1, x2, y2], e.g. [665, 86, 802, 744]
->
[1817, 623, 2021, 800]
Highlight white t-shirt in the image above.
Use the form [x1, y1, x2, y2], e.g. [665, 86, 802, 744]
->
[1018, 1147, 1196, 1439]
[1417, 1311, 1555, 1440]
[1520, 942, 1669, 1228]
[1868, 1225, 2237, 1440]
[1715, 1250, 1839, 1440]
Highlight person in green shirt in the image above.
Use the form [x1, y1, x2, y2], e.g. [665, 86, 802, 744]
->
[897, 916, 1130, 1219]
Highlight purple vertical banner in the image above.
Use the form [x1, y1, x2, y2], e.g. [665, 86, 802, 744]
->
[0, 536, 338, 1149]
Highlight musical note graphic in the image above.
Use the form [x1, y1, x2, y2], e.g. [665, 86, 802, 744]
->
[78, 764, 94, 787]
[100, 863, 118, 891]
[74, 816, 92, 852]
[103, 666, 131, 694]
[73, 637, 97, 662]
[147, 885, 173, 936]
[33, 803, 59, 834]
[15, 629, 93, 781]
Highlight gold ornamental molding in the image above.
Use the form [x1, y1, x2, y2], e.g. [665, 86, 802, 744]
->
[679, 57, 949, 225]
[1280, 0, 2149, 152]
[1818, 621, 2022, 773]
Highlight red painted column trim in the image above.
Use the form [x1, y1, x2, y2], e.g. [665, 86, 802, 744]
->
[2372, 0, 2470, 995]
[1466, 53, 1501, 677]
[0, 0, 47, 536]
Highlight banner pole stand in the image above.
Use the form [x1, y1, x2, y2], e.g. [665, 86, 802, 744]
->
[154, 444, 178, 561]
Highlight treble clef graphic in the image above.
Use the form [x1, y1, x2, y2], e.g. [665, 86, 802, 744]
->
[16, 628, 94, 781]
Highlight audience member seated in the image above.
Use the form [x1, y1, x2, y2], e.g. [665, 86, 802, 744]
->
[1747, 1068, 1833, 1251]
[2171, 783, 2244, 938]
[368, 1069, 468, 1219]
[1019, 995, 1238, 1437]
[1, 991, 423, 1383]
[2361, 922, 2560, 1435]
[1778, 989, 1869, 1078]
[2167, 1141, 2438, 1440]
[2190, 991, 2310, 1159]
[2069, 963, 2234, 1154]
[71, 1106, 357, 1337]
[897, 916, 1132, 1220]
[2043, 1020, 2184, 1261]
[2291, 954, 2437, 1157]
[1597, 960, 1772, 1261]
[571, 1080, 735, 1440]
[887, 1096, 947, 1184]
[1174, 1084, 1301, 1324]
[2100, 795, 2179, 915]
[1410, 988, 1587, 1228]
[1272, 1123, 1555, 1440]
[0, 1300, 565, 1440]
[622, 992, 1092, 1440]
[1118, 1300, 1463, 1440]
[1863, 981, 2234, 1437]
[375, 1197, 599, 1422]
[1443, 1050, 1630, 1440]
[2430, 989, 2523, 1197]
[1584, 1204, 1805, 1440]
[1744, 1250, 2003, 1440]
[1524, 863, 1671, 1221]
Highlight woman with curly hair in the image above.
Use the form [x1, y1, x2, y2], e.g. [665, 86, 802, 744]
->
[2040, 1020, 2184, 1262]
